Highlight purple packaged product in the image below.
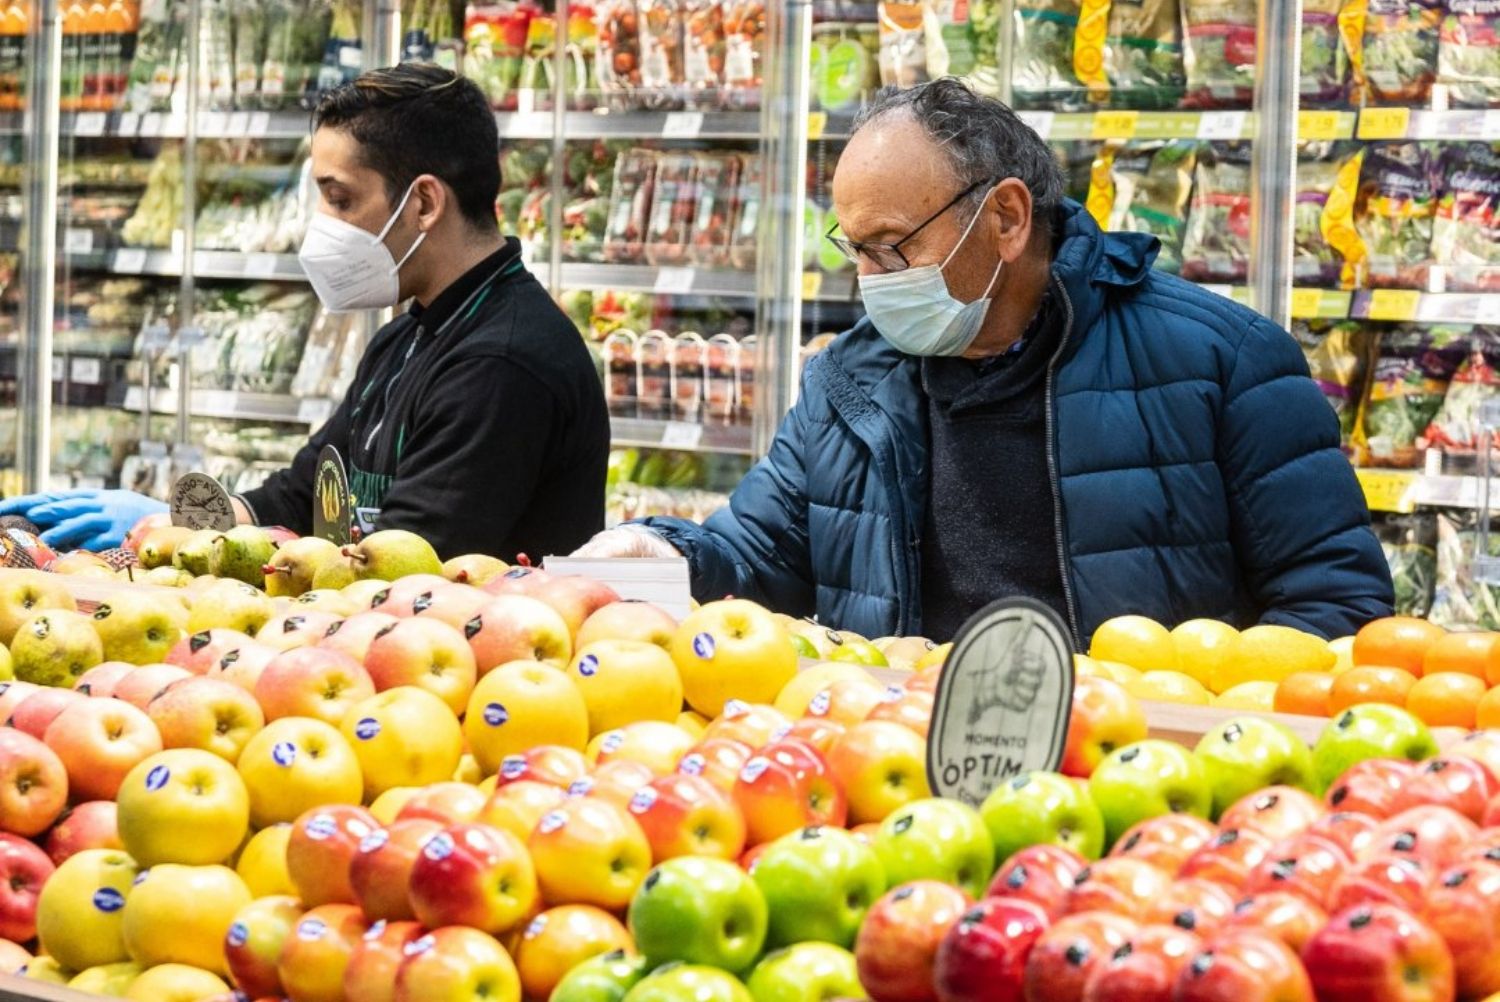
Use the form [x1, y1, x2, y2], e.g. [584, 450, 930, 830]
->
[1356, 141, 1440, 290]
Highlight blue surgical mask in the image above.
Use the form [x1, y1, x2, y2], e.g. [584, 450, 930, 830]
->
[857, 193, 1004, 357]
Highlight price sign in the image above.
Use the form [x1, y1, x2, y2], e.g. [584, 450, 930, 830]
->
[297, 398, 334, 426]
[63, 228, 94, 254]
[1358, 107, 1411, 140]
[248, 112, 271, 137]
[70, 357, 102, 385]
[1356, 468, 1418, 514]
[117, 112, 140, 136]
[654, 267, 696, 294]
[801, 271, 823, 300]
[313, 445, 353, 546]
[73, 111, 107, 137]
[660, 421, 704, 448]
[806, 112, 827, 141]
[661, 111, 705, 138]
[139, 113, 163, 136]
[1290, 287, 1324, 318]
[1195, 111, 1248, 140]
[1017, 111, 1056, 139]
[1367, 289, 1422, 321]
[1090, 110, 1139, 139]
[228, 112, 250, 136]
[244, 253, 280, 279]
[198, 111, 230, 136]
[927, 598, 1074, 808]
[113, 248, 148, 274]
[1298, 110, 1343, 140]
[170, 472, 237, 531]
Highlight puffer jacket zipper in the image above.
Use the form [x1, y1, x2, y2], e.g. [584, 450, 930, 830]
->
[1045, 273, 1083, 649]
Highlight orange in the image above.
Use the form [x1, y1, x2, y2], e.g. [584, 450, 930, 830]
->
[1352, 617, 1446, 674]
[1405, 671, 1486, 729]
[1422, 631, 1500, 679]
[1328, 665, 1418, 714]
[1476, 687, 1500, 730]
[1274, 671, 1335, 717]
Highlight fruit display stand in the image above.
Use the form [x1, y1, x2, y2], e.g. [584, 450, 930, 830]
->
[0, 974, 95, 1002]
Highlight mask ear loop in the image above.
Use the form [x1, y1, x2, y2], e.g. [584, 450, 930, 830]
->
[377, 179, 428, 273]
[942, 183, 1006, 304]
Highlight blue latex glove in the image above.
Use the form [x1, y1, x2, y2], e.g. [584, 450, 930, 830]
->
[0, 490, 168, 552]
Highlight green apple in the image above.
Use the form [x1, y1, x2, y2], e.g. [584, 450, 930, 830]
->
[211, 527, 276, 586]
[35, 849, 141, 972]
[747, 943, 865, 1002]
[551, 949, 650, 1002]
[1192, 715, 1317, 817]
[1087, 739, 1212, 846]
[90, 589, 187, 665]
[1311, 703, 1439, 792]
[872, 798, 994, 900]
[751, 826, 885, 949]
[827, 640, 888, 668]
[0, 573, 75, 645]
[978, 771, 1105, 863]
[66, 961, 141, 995]
[627, 857, 768, 974]
[624, 965, 754, 1002]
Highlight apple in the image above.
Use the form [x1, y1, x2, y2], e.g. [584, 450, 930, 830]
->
[342, 917, 423, 1002]
[865, 685, 934, 738]
[257, 610, 344, 653]
[980, 771, 1105, 865]
[577, 600, 678, 650]
[986, 843, 1087, 921]
[1324, 758, 1417, 819]
[734, 738, 848, 846]
[340, 576, 395, 606]
[319, 610, 401, 662]
[43, 800, 121, 864]
[1244, 831, 1350, 909]
[7, 685, 85, 738]
[1447, 730, 1500, 783]
[1171, 929, 1315, 1002]
[392, 925, 521, 1002]
[1306, 811, 1379, 861]
[1301, 904, 1454, 1002]
[236, 822, 297, 898]
[931, 896, 1049, 1002]
[749, 825, 884, 949]
[534, 575, 620, 635]
[671, 599, 797, 717]
[1311, 706, 1438, 792]
[341, 686, 463, 799]
[286, 804, 380, 907]
[774, 664, 874, 720]
[827, 720, 930, 825]
[1080, 922, 1202, 1002]
[1066, 857, 1172, 918]
[572, 640, 683, 737]
[477, 780, 565, 842]
[0, 726, 68, 836]
[362, 617, 477, 714]
[147, 676, 264, 763]
[185, 579, 275, 636]
[514, 905, 634, 1002]
[224, 895, 303, 999]
[464, 595, 573, 672]
[1217, 787, 1325, 843]
[66, 961, 142, 996]
[350, 818, 443, 922]
[255, 646, 375, 725]
[1390, 756, 1498, 823]
[408, 581, 494, 635]
[1326, 855, 1431, 915]
[0, 833, 53, 943]
[551, 949, 650, 1002]
[1109, 814, 1219, 872]
[494, 744, 590, 791]
[72, 661, 136, 697]
[294, 588, 361, 616]
[0, 572, 75, 645]
[43, 697, 162, 802]
[745, 942, 863, 1002]
[0, 938, 26, 974]
[1088, 739, 1213, 845]
[620, 965, 753, 1002]
[1226, 891, 1328, 954]
[275, 903, 367, 1002]
[482, 564, 551, 596]
[122, 863, 252, 975]
[119, 963, 230, 1000]
[115, 748, 247, 866]
[528, 797, 652, 911]
[629, 772, 747, 862]
[1023, 911, 1139, 1002]
[211, 641, 277, 693]
[368, 574, 453, 617]
[408, 822, 539, 935]
[587, 721, 696, 777]
[1192, 716, 1317, 818]
[1422, 861, 1500, 998]
[1368, 804, 1479, 868]
[0, 679, 41, 722]
[855, 880, 972, 1002]
[1179, 827, 1278, 891]
[442, 553, 509, 586]
[89, 589, 187, 665]
[701, 701, 793, 750]
[463, 660, 590, 774]
[1139, 877, 1237, 937]
[110, 663, 192, 712]
[9, 609, 103, 687]
[166, 628, 257, 675]
[679, 737, 755, 796]
[874, 797, 994, 900]
[236, 716, 363, 828]
[395, 780, 488, 826]
[627, 855, 768, 972]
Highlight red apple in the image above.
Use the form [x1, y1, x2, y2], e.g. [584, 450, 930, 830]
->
[627, 771, 746, 862]
[1218, 787, 1326, 843]
[410, 584, 490, 634]
[343, 918, 423, 1002]
[986, 843, 1087, 921]
[0, 681, 40, 723]
[286, 804, 380, 907]
[1139, 877, 1237, 938]
[678, 738, 755, 797]
[1324, 758, 1418, 819]
[1326, 855, 1431, 915]
[1061, 675, 1148, 779]
[148, 676, 265, 763]
[933, 896, 1050, 1002]
[225, 894, 303, 999]
[733, 738, 847, 845]
[0, 727, 68, 836]
[211, 641, 278, 694]
[1172, 929, 1315, 1002]
[463, 595, 572, 673]
[367, 575, 453, 617]
[1301, 904, 1454, 1002]
[477, 780, 566, 842]
[407, 823, 539, 936]
[394, 781, 488, 827]
[1445, 729, 1500, 783]
[392, 925, 520, 1001]
[1081, 923, 1201, 1002]
[72, 661, 135, 697]
[532, 575, 620, 639]
[1422, 861, 1500, 999]
[1366, 805, 1478, 867]
[1108, 814, 1218, 873]
[702, 700, 793, 750]
[275, 902, 368, 1002]
[1244, 832, 1351, 910]
[7, 686, 85, 738]
[1023, 911, 1138, 1002]
[1065, 858, 1171, 919]
[1390, 756, 1498, 823]
[362, 616, 477, 715]
[257, 610, 343, 653]
[575, 599, 678, 650]
[254, 646, 375, 725]
[1304, 811, 1379, 860]
[319, 611, 401, 664]
[576, 759, 655, 812]
[866, 685, 935, 738]
[165, 628, 256, 675]
[1180, 827, 1277, 892]
[111, 662, 192, 711]
[1226, 891, 1327, 954]
[43, 696, 162, 801]
[856, 880, 972, 1002]
[493, 745, 589, 792]
[350, 819, 444, 923]
[482, 565, 551, 597]
[783, 716, 847, 757]
[0, 832, 53, 942]
[43, 800, 121, 864]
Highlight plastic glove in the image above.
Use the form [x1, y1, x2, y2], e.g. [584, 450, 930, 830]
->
[570, 524, 683, 559]
[20, 490, 168, 552]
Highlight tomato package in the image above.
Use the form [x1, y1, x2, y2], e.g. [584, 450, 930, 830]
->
[1355, 141, 1440, 290]
[689, 152, 742, 267]
[645, 152, 701, 266]
[638, 330, 674, 420]
[1181, 0, 1256, 108]
[705, 333, 741, 425]
[1431, 141, 1500, 292]
[604, 330, 640, 418]
[1180, 141, 1252, 283]
[683, 0, 726, 106]
[597, 0, 643, 103]
[1439, 0, 1500, 108]
[1360, 0, 1442, 104]
[722, 0, 764, 108]
[603, 147, 659, 263]
[672, 332, 707, 421]
[639, 0, 685, 106]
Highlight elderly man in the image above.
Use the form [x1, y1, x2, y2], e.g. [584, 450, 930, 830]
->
[578, 78, 1393, 645]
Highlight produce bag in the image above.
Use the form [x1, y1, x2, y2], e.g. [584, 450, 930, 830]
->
[1431, 142, 1500, 292]
[597, 0, 642, 103]
[603, 148, 658, 263]
[1109, 0, 1186, 108]
[877, 0, 928, 87]
[1180, 141, 1252, 283]
[1360, 0, 1442, 104]
[1429, 509, 1500, 630]
[1088, 140, 1197, 275]
[1354, 325, 1469, 467]
[689, 153, 742, 267]
[233, 0, 266, 108]
[1302, 0, 1349, 106]
[639, 0, 685, 107]
[728, 153, 762, 271]
[465, 3, 534, 109]
[1425, 334, 1500, 452]
[1439, 0, 1500, 108]
[1355, 141, 1440, 290]
[1181, 0, 1254, 107]
[1373, 511, 1438, 618]
[924, 0, 979, 81]
[966, 0, 1004, 97]
[123, 0, 187, 112]
[683, 0, 726, 106]
[811, 22, 880, 112]
[722, 0, 764, 108]
[1011, 0, 1087, 108]
[645, 152, 701, 266]
[1293, 319, 1372, 445]
[1294, 142, 1366, 289]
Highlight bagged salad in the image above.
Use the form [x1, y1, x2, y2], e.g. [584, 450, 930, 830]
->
[1373, 511, 1438, 618]
[1302, 0, 1350, 106]
[1109, 0, 1186, 108]
[1355, 141, 1440, 289]
[1428, 510, 1500, 631]
[1181, 0, 1256, 107]
[1294, 143, 1366, 288]
[1355, 325, 1469, 467]
[1431, 142, 1500, 292]
[877, 0, 928, 87]
[1439, 0, 1500, 108]
[1361, 0, 1443, 104]
[1425, 335, 1500, 452]
[1089, 141, 1197, 274]
[1011, 0, 1087, 109]
[1293, 319, 1372, 444]
[1180, 141, 1252, 283]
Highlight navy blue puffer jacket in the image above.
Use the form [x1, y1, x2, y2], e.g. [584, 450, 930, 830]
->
[642, 201, 1394, 644]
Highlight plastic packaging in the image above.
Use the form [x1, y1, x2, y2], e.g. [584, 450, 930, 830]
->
[1180, 141, 1252, 283]
[603, 148, 658, 263]
[1356, 141, 1440, 290]
[1432, 142, 1500, 292]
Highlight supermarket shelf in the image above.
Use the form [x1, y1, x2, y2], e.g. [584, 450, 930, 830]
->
[609, 417, 754, 454]
[561, 263, 757, 298]
[1350, 290, 1500, 325]
[498, 109, 763, 141]
[1356, 107, 1500, 141]
[815, 109, 1378, 143]
[1355, 468, 1500, 514]
[121, 387, 330, 425]
[0, 109, 313, 139]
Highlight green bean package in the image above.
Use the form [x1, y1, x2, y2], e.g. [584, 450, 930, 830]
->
[1180, 141, 1251, 283]
[1432, 142, 1500, 292]
[1356, 141, 1441, 290]
[1439, 0, 1500, 107]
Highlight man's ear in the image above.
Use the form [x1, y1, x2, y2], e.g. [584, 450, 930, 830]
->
[411, 174, 448, 232]
[990, 178, 1035, 264]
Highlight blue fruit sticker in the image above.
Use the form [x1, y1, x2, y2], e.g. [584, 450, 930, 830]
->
[500, 756, 526, 780]
[354, 717, 381, 741]
[882, 685, 906, 702]
[723, 699, 750, 718]
[628, 787, 658, 814]
[272, 741, 297, 767]
[423, 832, 455, 861]
[93, 888, 125, 913]
[601, 730, 625, 754]
[577, 654, 599, 678]
[404, 934, 435, 957]
[567, 777, 594, 797]
[364, 919, 388, 942]
[537, 810, 566, 835]
[678, 753, 705, 776]
[144, 765, 170, 792]
[484, 702, 509, 727]
[305, 814, 337, 841]
[693, 632, 716, 659]
[227, 921, 249, 947]
[359, 829, 389, 854]
[769, 724, 792, 742]
[132, 870, 150, 887]
[807, 690, 832, 716]
[525, 914, 547, 939]
[297, 917, 327, 942]
[739, 757, 770, 784]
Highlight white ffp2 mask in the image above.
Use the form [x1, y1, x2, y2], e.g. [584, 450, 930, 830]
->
[298, 181, 427, 313]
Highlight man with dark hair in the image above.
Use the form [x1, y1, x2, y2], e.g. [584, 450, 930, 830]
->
[4, 64, 609, 561]
[579, 77, 1394, 643]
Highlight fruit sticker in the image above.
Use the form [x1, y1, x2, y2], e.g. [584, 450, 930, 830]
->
[358, 829, 389, 854]
[297, 917, 327, 942]
[483, 702, 509, 727]
[525, 913, 548, 939]
[567, 777, 595, 797]
[364, 919, 388, 942]
[927, 597, 1075, 809]
[679, 753, 706, 776]
[501, 756, 527, 780]
[305, 814, 337, 841]
[227, 921, 249, 947]
[601, 730, 626, 754]
[354, 717, 382, 741]
[144, 765, 169, 792]
[537, 810, 567, 834]
[93, 888, 125, 913]
[578, 653, 600, 677]
[739, 757, 770, 784]
[423, 832, 455, 861]
[272, 741, 297, 767]
[404, 934, 435, 957]
[693, 632, 716, 659]
[723, 698, 750, 718]
[807, 689, 832, 717]
[629, 787, 659, 814]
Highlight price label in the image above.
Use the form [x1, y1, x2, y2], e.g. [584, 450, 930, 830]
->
[654, 267, 696, 294]
[1356, 468, 1418, 514]
[801, 271, 823, 300]
[1290, 287, 1325, 318]
[117, 112, 140, 136]
[228, 112, 250, 136]
[244, 253, 280, 279]
[113, 248, 148, 274]
[1485, 110, 1500, 139]
[1195, 110, 1248, 140]
[248, 112, 271, 137]
[1358, 106, 1411, 140]
[70, 357, 102, 385]
[660, 421, 704, 448]
[138, 112, 162, 136]
[1298, 110, 1344, 140]
[806, 112, 827, 141]
[63, 228, 94, 254]
[198, 111, 230, 136]
[1017, 111, 1056, 139]
[50, 357, 63, 381]
[661, 111, 705, 138]
[73, 111, 107, 137]
[1367, 288, 1422, 321]
[1090, 110, 1139, 139]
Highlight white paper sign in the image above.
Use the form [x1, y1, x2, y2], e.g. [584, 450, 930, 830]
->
[70, 357, 102, 384]
[1196, 111, 1248, 140]
[1017, 111, 1055, 138]
[63, 228, 94, 254]
[661, 421, 704, 448]
[662, 111, 705, 138]
[654, 267, 696, 294]
[542, 556, 693, 621]
[113, 248, 148, 273]
[245, 253, 280, 278]
[73, 111, 107, 136]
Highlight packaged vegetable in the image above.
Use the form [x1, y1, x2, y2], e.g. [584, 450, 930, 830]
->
[1180, 141, 1252, 283]
[639, 0, 685, 106]
[1181, 0, 1255, 108]
[966, 0, 1003, 96]
[604, 330, 640, 418]
[877, 0, 927, 88]
[318, 0, 364, 95]
[1012, 0, 1087, 109]
[124, 0, 186, 112]
[1108, 0, 1187, 109]
[645, 152, 700, 266]
[603, 147, 658, 263]
[924, 0, 979, 80]
[1439, 0, 1500, 107]
[638, 331, 674, 420]
[200, 0, 236, 109]
[562, 194, 608, 262]
[597, 0, 642, 102]
[1361, 0, 1442, 104]
[1428, 510, 1500, 630]
[728, 153, 762, 271]
[1432, 142, 1500, 292]
[1355, 141, 1439, 290]
[1355, 325, 1469, 467]
[1301, 0, 1349, 105]
[1294, 143, 1365, 288]
[722, 0, 763, 107]
[812, 22, 880, 111]
[465, 3, 534, 109]
[1292, 319, 1372, 443]
[673, 332, 707, 421]
[233, 0, 265, 109]
[683, 0, 725, 105]
[1374, 511, 1438, 618]
[1090, 140, 1197, 275]
[1425, 335, 1500, 452]
[689, 153, 741, 267]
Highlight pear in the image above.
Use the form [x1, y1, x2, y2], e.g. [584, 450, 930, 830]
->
[91, 589, 188, 665]
[340, 529, 442, 581]
[48, 552, 116, 577]
[10, 609, 104, 687]
[0, 644, 12, 681]
[210, 526, 277, 587]
[137, 526, 194, 569]
[185, 579, 276, 636]
[311, 558, 358, 592]
[441, 553, 510, 586]
[0, 574, 76, 645]
[263, 537, 342, 598]
[173, 529, 221, 577]
[141, 566, 194, 588]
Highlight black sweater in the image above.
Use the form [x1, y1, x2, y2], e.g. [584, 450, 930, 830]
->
[239, 239, 609, 561]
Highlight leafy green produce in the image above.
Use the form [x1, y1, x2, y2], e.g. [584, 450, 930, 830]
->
[1294, 143, 1364, 288]
[1181, 141, 1252, 283]
[1361, 0, 1442, 104]
[1294, 319, 1371, 443]
[1439, 1, 1500, 108]
[1096, 141, 1197, 274]
[1012, 0, 1087, 109]
[1182, 0, 1255, 107]
[1356, 326, 1468, 468]
[1432, 142, 1500, 292]
[1301, 0, 1348, 105]
[1374, 512, 1437, 619]
[1109, 0, 1186, 108]
[1356, 141, 1440, 290]
[1429, 511, 1500, 631]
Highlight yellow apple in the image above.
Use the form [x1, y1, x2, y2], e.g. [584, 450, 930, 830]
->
[0, 572, 76, 645]
[772, 662, 876, 718]
[676, 710, 709, 739]
[148, 676, 265, 764]
[363, 616, 478, 714]
[237, 717, 363, 829]
[586, 720, 696, 776]
[569, 639, 684, 735]
[671, 599, 797, 716]
[67, 961, 142, 995]
[122, 864, 252, 975]
[35, 848, 142, 971]
[235, 823, 296, 898]
[22, 955, 72, 983]
[369, 786, 422, 825]
[463, 660, 590, 774]
[116, 749, 249, 867]
[455, 754, 483, 784]
[527, 798, 652, 911]
[341, 686, 463, 800]
[123, 962, 231, 1001]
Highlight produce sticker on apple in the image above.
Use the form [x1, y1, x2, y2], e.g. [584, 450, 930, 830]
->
[927, 597, 1074, 808]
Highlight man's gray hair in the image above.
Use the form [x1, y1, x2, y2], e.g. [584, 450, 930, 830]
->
[850, 78, 1067, 222]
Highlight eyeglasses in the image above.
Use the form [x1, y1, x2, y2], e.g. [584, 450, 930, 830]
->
[825, 177, 995, 273]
